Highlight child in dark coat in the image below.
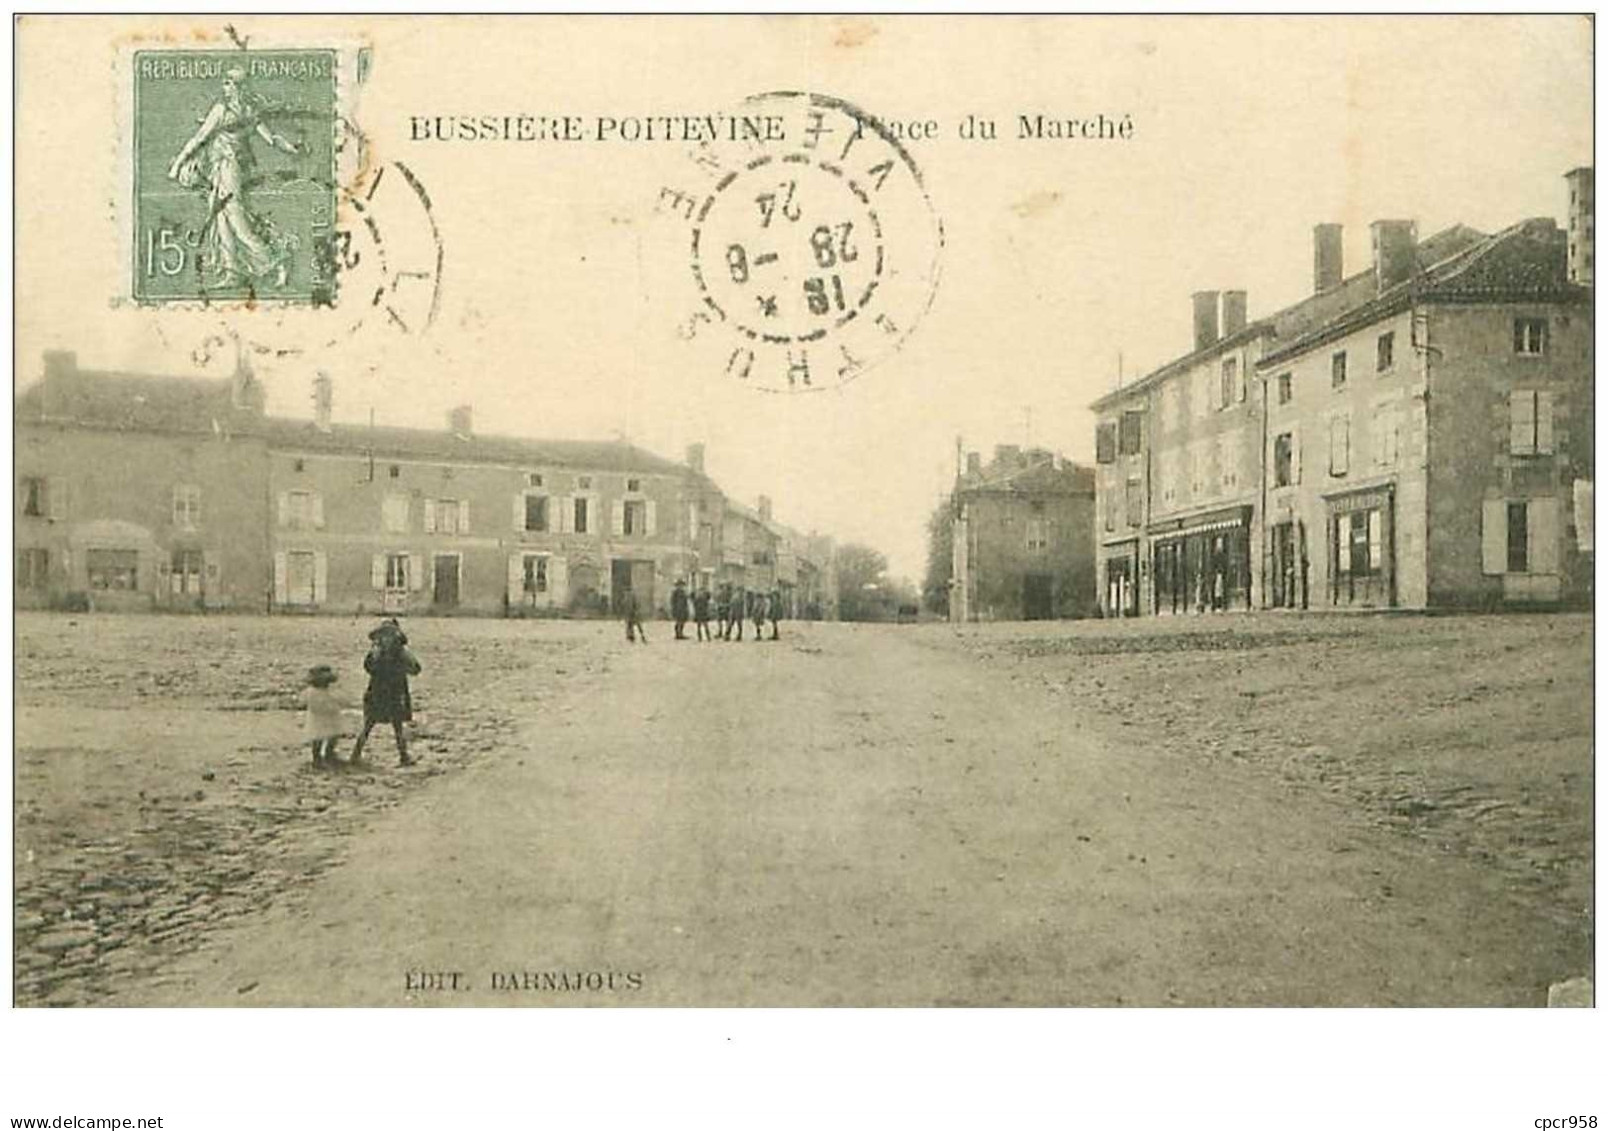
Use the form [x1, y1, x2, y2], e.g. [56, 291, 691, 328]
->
[350, 618, 422, 766]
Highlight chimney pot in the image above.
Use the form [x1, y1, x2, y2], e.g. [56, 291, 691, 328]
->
[758, 495, 773, 522]
[449, 404, 473, 437]
[1313, 224, 1344, 294]
[685, 442, 706, 474]
[312, 372, 333, 433]
[1221, 290, 1248, 336]
[1191, 291, 1220, 351]
[966, 451, 982, 476]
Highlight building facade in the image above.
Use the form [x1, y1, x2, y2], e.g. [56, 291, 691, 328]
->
[15, 354, 838, 618]
[949, 445, 1097, 622]
[1090, 170, 1594, 615]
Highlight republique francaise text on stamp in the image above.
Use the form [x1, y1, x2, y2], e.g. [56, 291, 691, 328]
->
[132, 49, 338, 305]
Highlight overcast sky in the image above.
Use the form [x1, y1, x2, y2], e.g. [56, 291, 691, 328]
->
[15, 16, 1593, 579]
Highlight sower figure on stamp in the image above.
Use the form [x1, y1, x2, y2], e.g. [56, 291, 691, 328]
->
[693, 584, 712, 642]
[166, 66, 302, 290]
[671, 579, 690, 641]
[624, 590, 648, 644]
[351, 619, 421, 767]
[301, 664, 345, 767]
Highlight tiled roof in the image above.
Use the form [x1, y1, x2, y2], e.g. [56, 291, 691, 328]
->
[16, 364, 689, 476]
[262, 417, 688, 476]
[15, 367, 254, 435]
[1090, 221, 1524, 409]
[960, 456, 1094, 495]
[1259, 219, 1583, 366]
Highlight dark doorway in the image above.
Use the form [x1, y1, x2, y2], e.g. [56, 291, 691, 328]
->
[1023, 573, 1054, 620]
[433, 554, 460, 608]
[611, 559, 657, 616]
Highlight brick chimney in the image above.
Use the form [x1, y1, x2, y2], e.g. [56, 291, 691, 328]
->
[1314, 223, 1344, 293]
[312, 372, 333, 433]
[995, 443, 1023, 469]
[448, 404, 473, 437]
[1370, 220, 1418, 294]
[1221, 290, 1248, 336]
[757, 495, 773, 522]
[966, 451, 982, 476]
[1191, 291, 1220, 351]
[685, 442, 706, 474]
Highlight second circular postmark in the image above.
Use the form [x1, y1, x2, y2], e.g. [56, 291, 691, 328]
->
[663, 91, 944, 394]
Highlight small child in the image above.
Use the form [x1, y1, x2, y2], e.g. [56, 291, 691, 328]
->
[301, 664, 345, 767]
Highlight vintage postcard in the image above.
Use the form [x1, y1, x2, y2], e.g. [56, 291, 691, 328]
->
[10, 12, 1595, 1039]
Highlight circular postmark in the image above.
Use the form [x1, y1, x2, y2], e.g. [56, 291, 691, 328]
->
[666, 91, 943, 393]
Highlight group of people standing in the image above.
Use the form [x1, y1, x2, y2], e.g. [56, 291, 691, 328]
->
[647, 580, 784, 644]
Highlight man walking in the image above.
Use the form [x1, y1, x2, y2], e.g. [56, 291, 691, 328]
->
[624, 589, 648, 644]
[671, 579, 690, 641]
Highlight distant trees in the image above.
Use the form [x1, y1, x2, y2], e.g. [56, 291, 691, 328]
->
[835, 543, 891, 622]
[922, 498, 953, 616]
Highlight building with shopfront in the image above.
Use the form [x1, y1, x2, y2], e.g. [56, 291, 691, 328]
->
[1090, 169, 1594, 614]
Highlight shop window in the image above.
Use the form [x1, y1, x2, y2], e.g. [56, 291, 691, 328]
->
[87, 549, 139, 591]
[170, 548, 204, 595]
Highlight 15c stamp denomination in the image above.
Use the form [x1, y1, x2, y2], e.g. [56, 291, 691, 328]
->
[132, 49, 337, 304]
[660, 91, 945, 393]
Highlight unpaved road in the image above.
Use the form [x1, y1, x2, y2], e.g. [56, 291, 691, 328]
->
[35, 613, 1580, 1008]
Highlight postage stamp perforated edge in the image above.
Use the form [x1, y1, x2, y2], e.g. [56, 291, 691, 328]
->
[110, 32, 371, 312]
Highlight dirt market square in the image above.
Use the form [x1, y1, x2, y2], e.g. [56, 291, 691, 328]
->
[12, 609, 1592, 1007]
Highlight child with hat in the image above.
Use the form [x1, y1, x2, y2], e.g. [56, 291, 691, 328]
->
[301, 664, 346, 767]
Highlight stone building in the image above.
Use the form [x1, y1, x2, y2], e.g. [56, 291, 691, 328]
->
[949, 445, 1097, 622]
[15, 353, 837, 618]
[1090, 169, 1594, 614]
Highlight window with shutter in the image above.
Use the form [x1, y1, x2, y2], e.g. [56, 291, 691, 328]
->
[1329, 416, 1350, 476]
[458, 500, 471, 534]
[1535, 391, 1555, 455]
[313, 552, 328, 604]
[1119, 412, 1143, 455]
[1095, 423, 1117, 464]
[372, 554, 387, 590]
[1481, 499, 1507, 575]
[423, 499, 438, 533]
[1507, 502, 1529, 573]
[645, 500, 657, 537]
[1510, 391, 1538, 456]
[1529, 497, 1560, 574]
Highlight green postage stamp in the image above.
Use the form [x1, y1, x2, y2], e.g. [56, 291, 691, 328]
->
[132, 49, 337, 304]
